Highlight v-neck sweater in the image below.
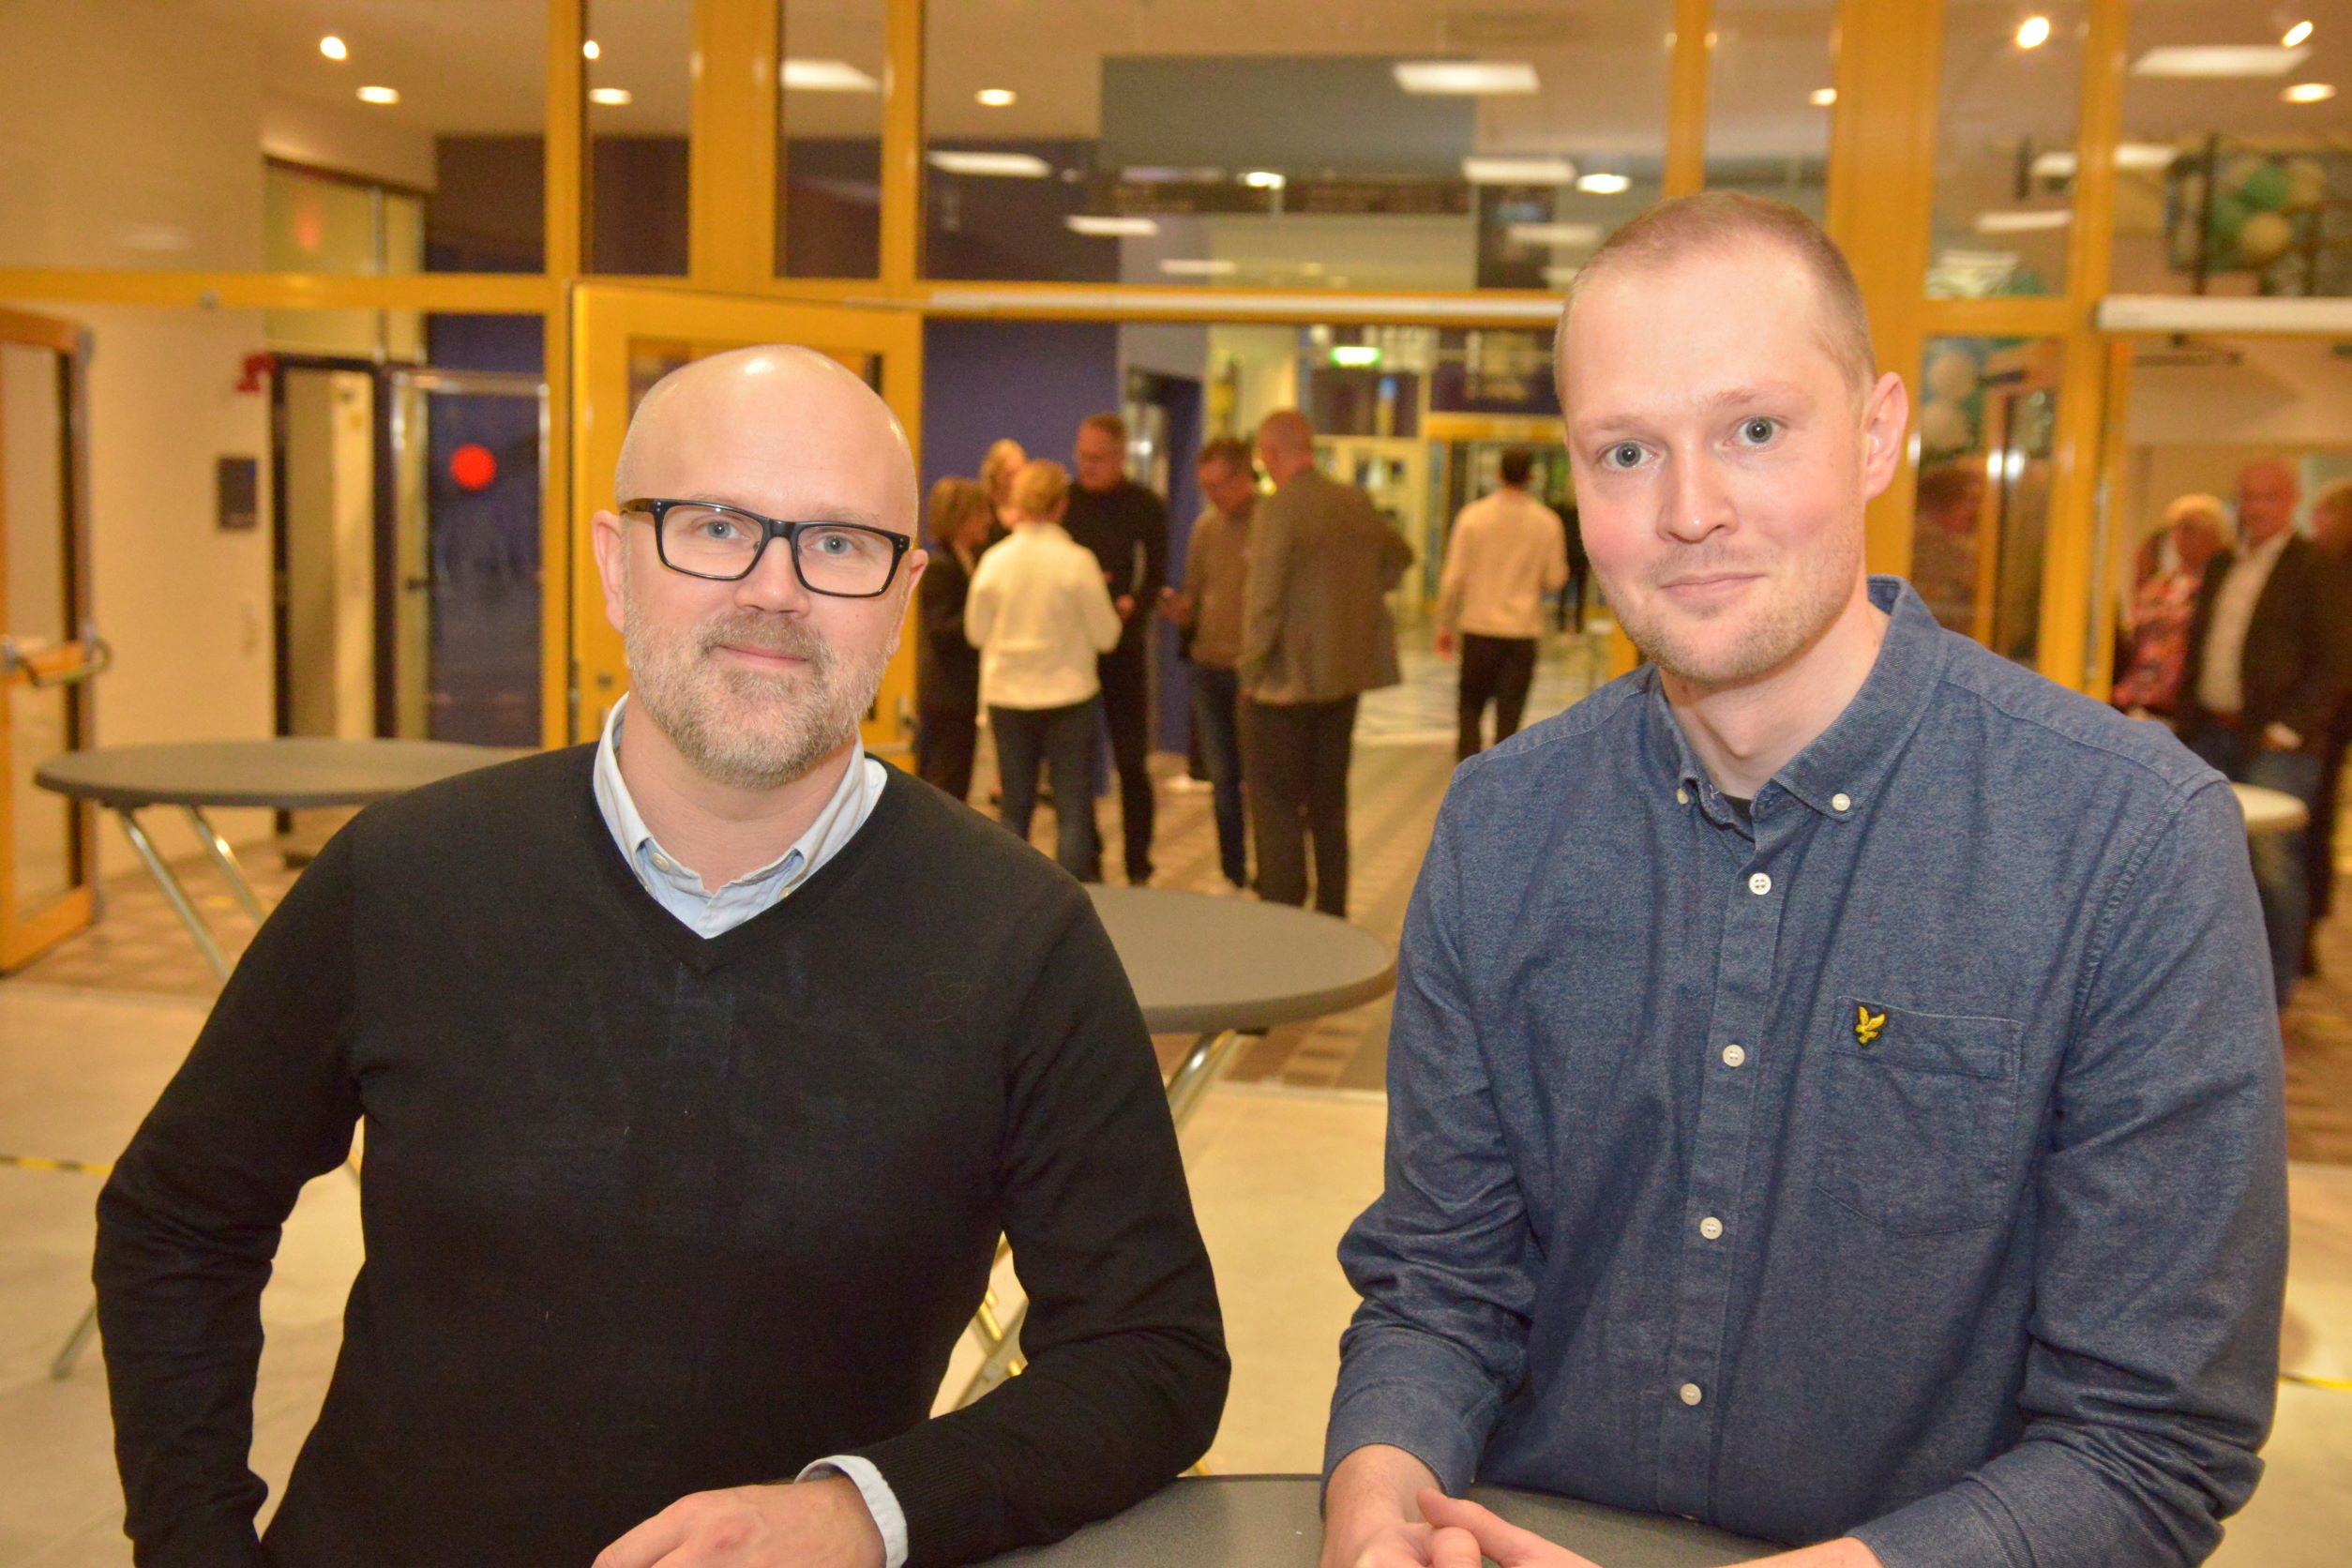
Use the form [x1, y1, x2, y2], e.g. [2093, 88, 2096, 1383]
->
[95, 746, 1228, 1568]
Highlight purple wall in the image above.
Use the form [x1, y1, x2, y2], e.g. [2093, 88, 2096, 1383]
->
[920, 319, 1122, 496]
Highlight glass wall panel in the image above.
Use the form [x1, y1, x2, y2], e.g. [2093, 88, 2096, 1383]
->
[921, 0, 1677, 289]
[1706, 0, 1837, 219]
[1911, 336, 2062, 665]
[1925, 4, 2087, 298]
[0, 1, 547, 273]
[2113, 7, 2352, 297]
[587, 0, 692, 276]
[778, 0, 886, 279]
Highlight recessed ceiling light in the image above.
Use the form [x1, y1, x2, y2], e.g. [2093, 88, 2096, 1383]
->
[2132, 46, 2311, 78]
[2284, 81, 2337, 103]
[1160, 258, 1240, 278]
[356, 84, 399, 105]
[1506, 221, 1605, 249]
[1331, 345, 1383, 369]
[781, 59, 881, 92]
[1394, 61, 1540, 96]
[1810, 87, 1837, 106]
[2284, 22, 2314, 49]
[976, 88, 1016, 108]
[1975, 209, 2073, 234]
[589, 87, 632, 106]
[1462, 156, 1576, 185]
[319, 35, 348, 61]
[927, 150, 1052, 178]
[2016, 16, 2051, 50]
[1576, 173, 1633, 195]
[1065, 215, 1159, 237]
[1242, 170, 1286, 190]
[582, 39, 600, 61]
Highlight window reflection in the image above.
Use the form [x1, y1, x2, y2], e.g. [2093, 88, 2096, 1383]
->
[1925, 3, 2087, 298]
[1705, 0, 1837, 220]
[1911, 337, 2062, 665]
[777, 0, 885, 279]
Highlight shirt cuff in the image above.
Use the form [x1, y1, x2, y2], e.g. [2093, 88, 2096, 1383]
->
[799, 1454, 910, 1568]
[1847, 1479, 2024, 1568]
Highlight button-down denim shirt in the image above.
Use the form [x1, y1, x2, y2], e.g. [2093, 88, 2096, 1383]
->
[1328, 579, 2286, 1567]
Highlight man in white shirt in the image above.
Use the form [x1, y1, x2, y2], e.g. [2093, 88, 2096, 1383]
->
[965, 460, 1124, 877]
[2179, 457, 2352, 1003]
[1435, 449, 1571, 760]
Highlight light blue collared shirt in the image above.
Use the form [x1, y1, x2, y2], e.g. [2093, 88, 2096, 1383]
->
[590, 694, 909, 1567]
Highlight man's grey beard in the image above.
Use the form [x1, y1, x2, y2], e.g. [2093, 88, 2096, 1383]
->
[622, 572, 886, 792]
[1607, 533, 1861, 693]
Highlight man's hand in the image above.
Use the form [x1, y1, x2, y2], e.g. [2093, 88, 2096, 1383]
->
[594, 1479, 885, 1568]
[1419, 1490, 1603, 1566]
[2261, 721, 2303, 752]
[1434, 630, 1456, 659]
[1116, 593, 1138, 621]
[1322, 1445, 1450, 1568]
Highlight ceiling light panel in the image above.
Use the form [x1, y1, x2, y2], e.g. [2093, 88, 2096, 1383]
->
[319, 35, 347, 61]
[1394, 61, 1540, 96]
[927, 150, 1052, 178]
[782, 59, 880, 92]
[1506, 222, 1604, 249]
[356, 84, 399, 105]
[1463, 157, 1576, 185]
[1065, 216, 1160, 236]
[2131, 46, 2312, 78]
[1576, 173, 1632, 194]
[588, 87, 632, 106]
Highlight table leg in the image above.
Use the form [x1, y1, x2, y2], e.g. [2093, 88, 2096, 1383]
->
[116, 807, 230, 984]
[184, 806, 267, 922]
[50, 1301, 98, 1380]
[1164, 1028, 1245, 1134]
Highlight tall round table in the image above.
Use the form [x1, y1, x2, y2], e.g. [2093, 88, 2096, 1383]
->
[983, 1476, 1771, 1566]
[2232, 781, 2310, 837]
[36, 738, 527, 982]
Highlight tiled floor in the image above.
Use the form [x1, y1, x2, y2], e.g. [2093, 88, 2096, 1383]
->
[6, 635, 2352, 1563]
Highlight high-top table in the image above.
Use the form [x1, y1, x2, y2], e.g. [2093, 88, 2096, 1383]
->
[983, 1475, 1771, 1566]
[2232, 782, 2310, 837]
[955, 887, 1396, 1407]
[36, 738, 527, 983]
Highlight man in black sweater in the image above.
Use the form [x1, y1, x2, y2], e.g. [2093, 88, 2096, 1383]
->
[94, 347, 1228, 1568]
[1063, 412, 1169, 884]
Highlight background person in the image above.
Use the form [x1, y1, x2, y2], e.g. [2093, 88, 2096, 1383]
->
[966, 459, 1123, 880]
[978, 437, 1026, 544]
[2179, 457, 2352, 1004]
[914, 476, 994, 802]
[2110, 493, 2228, 719]
[1240, 410, 1413, 917]
[1166, 435, 1259, 893]
[1063, 412, 1171, 886]
[1435, 447, 1569, 761]
[2304, 477, 2352, 971]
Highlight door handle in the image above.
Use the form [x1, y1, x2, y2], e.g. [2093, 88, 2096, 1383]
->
[2, 623, 113, 689]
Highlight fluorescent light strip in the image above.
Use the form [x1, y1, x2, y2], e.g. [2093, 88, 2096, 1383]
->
[356, 84, 399, 104]
[2031, 143, 2180, 179]
[588, 87, 632, 107]
[2131, 45, 2311, 78]
[1066, 215, 1160, 237]
[1576, 173, 1632, 195]
[1975, 210, 2073, 234]
[782, 58, 880, 92]
[1507, 221, 1604, 249]
[1243, 170, 1286, 190]
[2284, 82, 2337, 103]
[927, 150, 1052, 178]
[1462, 157, 1576, 185]
[1331, 346, 1383, 368]
[1394, 60, 1540, 96]
[1159, 259, 1240, 278]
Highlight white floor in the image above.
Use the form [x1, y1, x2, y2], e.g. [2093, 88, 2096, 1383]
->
[3, 979, 2348, 1564]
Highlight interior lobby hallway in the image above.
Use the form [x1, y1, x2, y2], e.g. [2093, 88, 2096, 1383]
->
[5, 638, 2352, 1562]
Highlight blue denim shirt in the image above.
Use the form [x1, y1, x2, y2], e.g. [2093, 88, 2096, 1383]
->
[1328, 579, 2286, 1566]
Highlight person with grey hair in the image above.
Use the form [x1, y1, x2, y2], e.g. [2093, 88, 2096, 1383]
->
[1322, 194, 2282, 1568]
[2111, 492, 2229, 718]
[94, 347, 1226, 1568]
[2305, 477, 2352, 966]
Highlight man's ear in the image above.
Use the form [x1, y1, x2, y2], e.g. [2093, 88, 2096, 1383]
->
[886, 548, 928, 657]
[591, 509, 628, 636]
[1860, 371, 1910, 503]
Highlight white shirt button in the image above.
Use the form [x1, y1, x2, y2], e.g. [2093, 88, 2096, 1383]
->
[1832, 792, 1853, 813]
[1679, 1382, 1704, 1407]
[1675, 788, 1690, 806]
[1722, 1044, 1746, 1067]
[1699, 1216, 1724, 1240]
[1748, 871, 1772, 896]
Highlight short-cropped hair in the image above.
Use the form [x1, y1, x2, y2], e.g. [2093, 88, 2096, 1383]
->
[1499, 448, 1535, 487]
[1079, 412, 1128, 445]
[1197, 436, 1253, 475]
[1010, 459, 1070, 519]
[979, 438, 1026, 497]
[927, 476, 989, 549]
[1563, 191, 1876, 394]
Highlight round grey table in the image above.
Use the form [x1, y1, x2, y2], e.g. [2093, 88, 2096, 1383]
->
[983, 1476, 1771, 1566]
[954, 888, 1395, 1409]
[35, 739, 525, 983]
[2232, 782, 2309, 837]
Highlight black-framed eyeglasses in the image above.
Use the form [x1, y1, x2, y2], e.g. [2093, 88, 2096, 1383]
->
[622, 498, 912, 597]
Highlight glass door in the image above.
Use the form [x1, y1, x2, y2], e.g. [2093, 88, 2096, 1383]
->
[0, 308, 98, 971]
[567, 286, 924, 753]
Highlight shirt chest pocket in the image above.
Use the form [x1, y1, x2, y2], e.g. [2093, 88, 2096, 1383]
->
[1815, 997, 2022, 1237]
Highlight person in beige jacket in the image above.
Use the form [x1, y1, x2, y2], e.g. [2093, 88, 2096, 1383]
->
[1238, 411, 1414, 916]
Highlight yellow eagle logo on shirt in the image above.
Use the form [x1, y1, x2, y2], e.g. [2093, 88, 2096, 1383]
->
[1855, 1005, 1888, 1047]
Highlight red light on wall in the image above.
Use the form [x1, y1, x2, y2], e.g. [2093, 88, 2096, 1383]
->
[449, 443, 497, 491]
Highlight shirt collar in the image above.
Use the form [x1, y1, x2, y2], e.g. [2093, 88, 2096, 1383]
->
[1651, 576, 1951, 829]
[592, 692, 872, 898]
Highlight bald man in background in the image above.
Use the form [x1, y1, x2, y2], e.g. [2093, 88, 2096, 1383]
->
[95, 347, 1226, 1568]
[1240, 409, 1414, 916]
[2179, 458, 2352, 1003]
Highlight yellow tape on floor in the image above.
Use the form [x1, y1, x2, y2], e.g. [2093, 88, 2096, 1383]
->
[2281, 1371, 2352, 1392]
[0, 1153, 113, 1177]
